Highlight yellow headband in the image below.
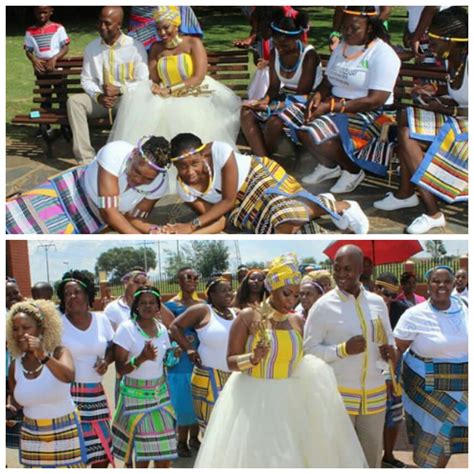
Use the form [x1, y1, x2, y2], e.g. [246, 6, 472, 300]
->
[170, 144, 206, 162]
[375, 280, 400, 293]
[155, 6, 181, 27]
[343, 8, 378, 17]
[265, 254, 301, 292]
[205, 277, 229, 296]
[428, 32, 468, 43]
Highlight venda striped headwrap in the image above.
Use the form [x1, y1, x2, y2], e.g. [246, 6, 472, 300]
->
[154, 6, 181, 27]
[265, 254, 301, 292]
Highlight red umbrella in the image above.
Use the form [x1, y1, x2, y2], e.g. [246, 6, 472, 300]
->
[323, 240, 423, 265]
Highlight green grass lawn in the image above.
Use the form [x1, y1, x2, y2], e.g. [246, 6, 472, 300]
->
[5, 6, 407, 123]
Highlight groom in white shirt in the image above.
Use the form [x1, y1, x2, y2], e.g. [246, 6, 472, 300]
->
[304, 245, 397, 468]
[67, 6, 148, 162]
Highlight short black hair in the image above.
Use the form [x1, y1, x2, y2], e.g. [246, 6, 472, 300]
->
[205, 277, 228, 304]
[130, 285, 161, 319]
[140, 136, 170, 169]
[57, 270, 96, 313]
[170, 133, 203, 159]
[430, 6, 468, 40]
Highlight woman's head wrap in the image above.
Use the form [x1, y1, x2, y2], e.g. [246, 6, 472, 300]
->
[154, 6, 181, 27]
[265, 254, 301, 292]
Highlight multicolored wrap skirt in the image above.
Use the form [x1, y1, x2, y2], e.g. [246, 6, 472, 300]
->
[5, 166, 106, 234]
[112, 376, 177, 464]
[20, 410, 87, 468]
[190, 365, 231, 431]
[229, 155, 339, 234]
[279, 101, 397, 177]
[402, 349, 468, 468]
[408, 107, 468, 204]
[71, 382, 114, 466]
[385, 358, 403, 428]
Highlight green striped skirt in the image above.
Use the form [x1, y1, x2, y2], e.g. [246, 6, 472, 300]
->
[112, 376, 177, 464]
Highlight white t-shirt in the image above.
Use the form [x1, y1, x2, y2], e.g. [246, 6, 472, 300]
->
[326, 38, 401, 105]
[104, 297, 130, 331]
[83, 140, 170, 213]
[393, 298, 468, 359]
[62, 312, 114, 383]
[177, 142, 252, 204]
[114, 319, 170, 379]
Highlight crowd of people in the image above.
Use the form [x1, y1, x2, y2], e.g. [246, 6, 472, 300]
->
[6, 248, 468, 468]
[5, 5, 468, 234]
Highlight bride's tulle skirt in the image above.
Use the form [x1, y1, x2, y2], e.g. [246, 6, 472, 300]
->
[194, 355, 368, 468]
[108, 77, 242, 146]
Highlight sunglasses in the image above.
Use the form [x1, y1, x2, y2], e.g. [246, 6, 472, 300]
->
[182, 274, 199, 282]
[376, 286, 398, 299]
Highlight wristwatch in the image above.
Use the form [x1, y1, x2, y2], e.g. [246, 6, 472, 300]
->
[190, 217, 202, 231]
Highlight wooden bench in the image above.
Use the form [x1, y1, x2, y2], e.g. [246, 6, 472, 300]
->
[11, 49, 250, 159]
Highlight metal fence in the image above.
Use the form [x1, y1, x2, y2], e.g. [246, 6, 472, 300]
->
[105, 257, 463, 297]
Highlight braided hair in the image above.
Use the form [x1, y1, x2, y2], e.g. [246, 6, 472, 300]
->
[141, 136, 170, 169]
[57, 270, 96, 313]
[270, 7, 309, 37]
[130, 285, 161, 320]
[430, 7, 468, 41]
[170, 133, 203, 159]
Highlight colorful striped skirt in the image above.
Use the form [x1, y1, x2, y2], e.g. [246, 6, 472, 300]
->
[5, 166, 106, 234]
[190, 366, 231, 431]
[71, 382, 114, 466]
[402, 350, 468, 467]
[408, 107, 468, 204]
[20, 411, 87, 468]
[229, 156, 339, 234]
[279, 101, 397, 177]
[112, 376, 177, 464]
[385, 358, 403, 428]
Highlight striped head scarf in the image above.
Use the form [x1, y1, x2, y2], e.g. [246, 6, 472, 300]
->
[154, 6, 182, 27]
[265, 254, 301, 292]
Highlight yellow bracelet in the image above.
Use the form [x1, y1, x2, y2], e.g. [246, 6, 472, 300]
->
[236, 353, 257, 371]
[330, 97, 336, 114]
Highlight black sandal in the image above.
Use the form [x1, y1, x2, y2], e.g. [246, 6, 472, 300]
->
[189, 437, 201, 450]
[177, 441, 192, 458]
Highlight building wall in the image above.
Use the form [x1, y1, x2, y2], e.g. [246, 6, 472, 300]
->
[6, 240, 31, 297]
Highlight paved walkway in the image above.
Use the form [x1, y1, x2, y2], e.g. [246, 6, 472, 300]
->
[6, 365, 467, 468]
[6, 125, 468, 234]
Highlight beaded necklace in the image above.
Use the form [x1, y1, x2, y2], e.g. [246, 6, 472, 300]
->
[124, 152, 167, 196]
[342, 39, 376, 61]
[447, 58, 466, 85]
[134, 318, 164, 339]
[279, 40, 304, 74]
[21, 356, 44, 376]
[428, 296, 463, 316]
[211, 305, 234, 321]
[177, 158, 214, 198]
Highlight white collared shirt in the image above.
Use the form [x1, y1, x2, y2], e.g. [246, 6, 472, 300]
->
[81, 33, 149, 98]
[304, 285, 394, 415]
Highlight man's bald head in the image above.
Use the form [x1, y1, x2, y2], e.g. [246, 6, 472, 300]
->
[333, 245, 364, 296]
[98, 6, 123, 44]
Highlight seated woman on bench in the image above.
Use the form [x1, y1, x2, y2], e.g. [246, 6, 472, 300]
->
[280, 6, 401, 194]
[6, 136, 170, 235]
[160, 132, 369, 235]
[108, 6, 241, 147]
[240, 8, 322, 157]
[374, 7, 468, 234]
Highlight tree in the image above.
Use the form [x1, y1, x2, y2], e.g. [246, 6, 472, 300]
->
[163, 241, 230, 279]
[243, 261, 266, 269]
[301, 257, 317, 264]
[95, 247, 157, 284]
[425, 240, 447, 260]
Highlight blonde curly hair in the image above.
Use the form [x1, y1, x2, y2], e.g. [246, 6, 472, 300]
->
[6, 299, 63, 359]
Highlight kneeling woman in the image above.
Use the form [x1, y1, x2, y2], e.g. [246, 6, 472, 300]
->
[6, 136, 170, 235]
[195, 255, 367, 468]
[6, 300, 87, 468]
[112, 286, 179, 468]
[163, 133, 369, 234]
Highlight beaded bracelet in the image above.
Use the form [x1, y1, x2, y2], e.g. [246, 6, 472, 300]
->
[329, 31, 342, 40]
[130, 356, 138, 369]
[339, 98, 347, 113]
[129, 208, 150, 219]
[98, 195, 119, 209]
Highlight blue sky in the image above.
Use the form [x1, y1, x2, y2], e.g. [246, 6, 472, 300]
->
[27, 238, 468, 283]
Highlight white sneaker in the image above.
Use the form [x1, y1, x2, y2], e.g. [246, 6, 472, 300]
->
[319, 193, 369, 234]
[373, 192, 420, 211]
[302, 164, 341, 185]
[330, 170, 365, 194]
[406, 213, 446, 234]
